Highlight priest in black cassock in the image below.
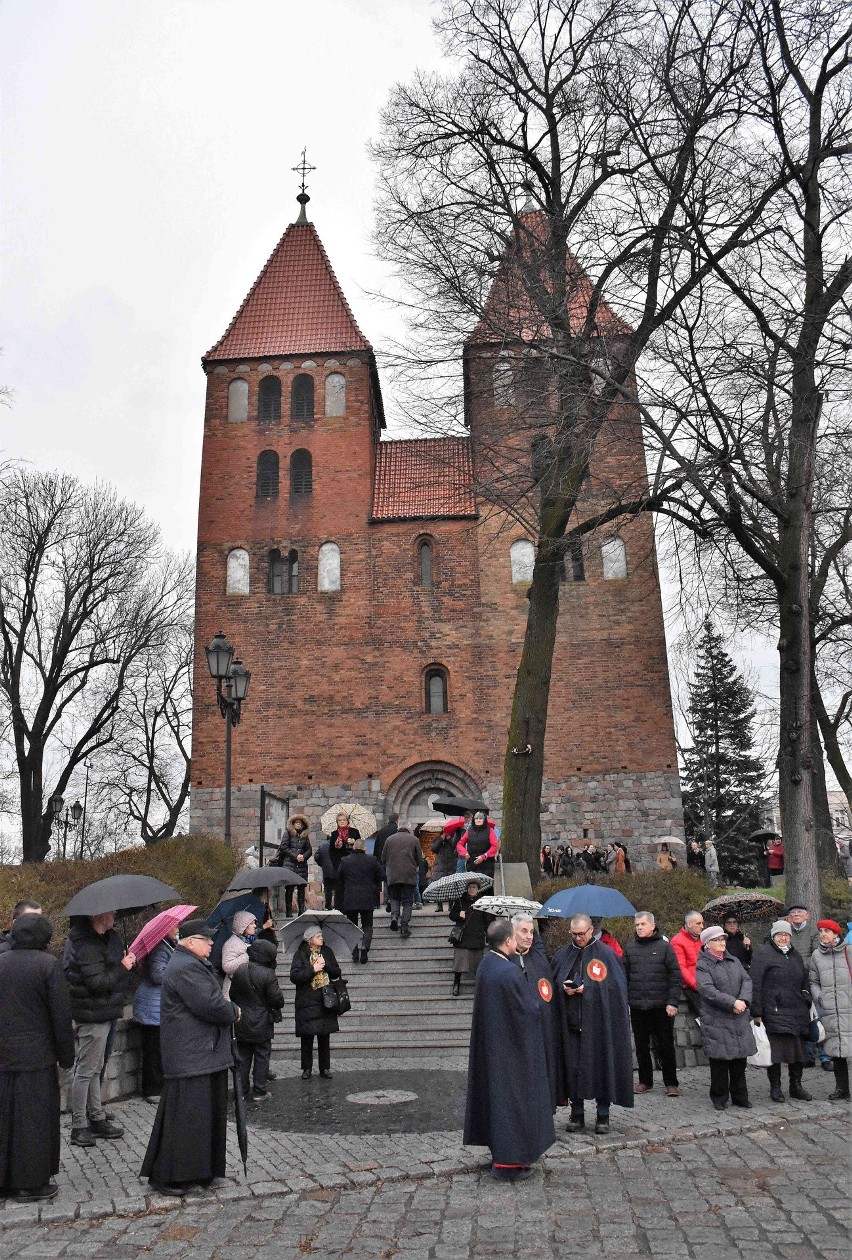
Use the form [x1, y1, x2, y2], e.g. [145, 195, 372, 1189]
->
[141, 919, 239, 1196]
[463, 919, 556, 1182]
[0, 914, 75, 1201]
[512, 912, 561, 1111]
[552, 912, 633, 1134]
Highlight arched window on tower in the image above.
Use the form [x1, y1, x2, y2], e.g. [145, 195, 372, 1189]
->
[318, 542, 341, 592]
[601, 536, 627, 580]
[227, 379, 248, 422]
[258, 376, 281, 422]
[290, 448, 313, 495]
[324, 373, 346, 416]
[566, 537, 585, 583]
[417, 537, 434, 588]
[226, 548, 250, 595]
[256, 450, 279, 498]
[425, 666, 449, 714]
[291, 374, 315, 420]
[510, 539, 535, 585]
[269, 547, 299, 594]
[493, 355, 514, 407]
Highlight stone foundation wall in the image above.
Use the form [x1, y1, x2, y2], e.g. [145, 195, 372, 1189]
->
[191, 769, 683, 871]
[672, 999, 708, 1069]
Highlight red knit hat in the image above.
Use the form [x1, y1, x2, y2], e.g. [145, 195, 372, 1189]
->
[817, 919, 842, 935]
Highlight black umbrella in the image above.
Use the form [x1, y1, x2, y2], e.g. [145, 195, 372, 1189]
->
[431, 796, 487, 817]
[748, 829, 782, 842]
[227, 868, 307, 892]
[60, 875, 182, 917]
[230, 1027, 249, 1177]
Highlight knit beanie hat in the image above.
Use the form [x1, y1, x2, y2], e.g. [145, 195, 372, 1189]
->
[817, 919, 842, 936]
[303, 925, 323, 942]
[699, 925, 725, 944]
[770, 920, 791, 938]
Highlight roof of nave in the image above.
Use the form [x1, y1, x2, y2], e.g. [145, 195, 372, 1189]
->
[371, 437, 478, 522]
[467, 210, 631, 348]
[204, 220, 372, 362]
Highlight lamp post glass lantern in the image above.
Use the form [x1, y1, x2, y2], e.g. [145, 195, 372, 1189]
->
[206, 632, 251, 847]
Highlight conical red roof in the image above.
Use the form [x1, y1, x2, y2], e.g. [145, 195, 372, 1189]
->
[204, 221, 371, 361]
[468, 211, 630, 346]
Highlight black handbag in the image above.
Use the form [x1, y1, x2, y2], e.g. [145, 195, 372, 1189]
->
[448, 923, 464, 946]
[321, 978, 351, 1015]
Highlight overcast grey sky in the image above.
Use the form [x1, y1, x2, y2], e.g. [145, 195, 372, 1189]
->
[2, 0, 441, 553]
[2, 0, 793, 779]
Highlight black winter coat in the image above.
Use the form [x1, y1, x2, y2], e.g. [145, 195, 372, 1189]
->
[62, 917, 129, 1023]
[449, 892, 487, 950]
[372, 821, 399, 868]
[723, 931, 752, 970]
[750, 942, 810, 1036]
[337, 851, 383, 913]
[229, 940, 285, 1045]
[621, 930, 682, 1010]
[289, 942, 341, 1037]
[159, 945, 239, 1078]
[0, 915, 75, 1072]
[275, 824, 312, 872]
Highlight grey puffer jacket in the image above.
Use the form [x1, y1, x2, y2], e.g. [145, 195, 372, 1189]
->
[809, 942, 852, 1059]
[695, 950, 756, 1061]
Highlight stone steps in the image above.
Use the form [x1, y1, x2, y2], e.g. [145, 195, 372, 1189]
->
[271, 914, 475, 1058]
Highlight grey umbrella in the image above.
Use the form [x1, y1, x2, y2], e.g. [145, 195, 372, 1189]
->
[227, 867, 307, 892]
[277, 911, 363, 955]
[60, 875, 182, 917]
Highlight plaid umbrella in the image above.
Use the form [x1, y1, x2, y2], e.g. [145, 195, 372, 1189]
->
[422, 872, 493, 903]
[128, 904, 198, 961]
[470, 895, 542, 917]
[702, 892, 783, 922]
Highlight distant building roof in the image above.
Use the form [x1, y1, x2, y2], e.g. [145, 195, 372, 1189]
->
[204, 221, 372, 362]
[371, 438, 478, 522]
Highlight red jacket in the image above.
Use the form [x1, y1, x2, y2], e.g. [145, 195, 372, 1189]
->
[598, 929, 623, 958]
[765, 839, 784, 871]
[443, 817, 499, 860]
[671, 928, 702, 991]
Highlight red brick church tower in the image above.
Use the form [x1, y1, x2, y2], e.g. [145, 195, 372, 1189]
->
[190, 192, 683, 860]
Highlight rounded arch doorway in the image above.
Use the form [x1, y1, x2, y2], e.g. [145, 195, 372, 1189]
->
[384, 760, 483, 828]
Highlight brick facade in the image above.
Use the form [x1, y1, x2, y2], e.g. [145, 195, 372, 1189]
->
[190, 210, 684, 863]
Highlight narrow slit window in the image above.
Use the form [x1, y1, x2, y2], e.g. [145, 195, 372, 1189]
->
[291, 374, 314, 420]
[258, 376, 281, 422]
[418, 539, 433, 588]
[291, 449, 313, 495]
[425, 667, 448, 714]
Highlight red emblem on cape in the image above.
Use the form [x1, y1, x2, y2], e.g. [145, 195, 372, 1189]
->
[587, 958, 608, 982]
[537, 977, 553, 1003]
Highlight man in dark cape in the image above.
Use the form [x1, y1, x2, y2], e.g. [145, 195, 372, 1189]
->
[141, 919, 239, 1196]
[464, 919, 555, 1181]
[513, 913, 561, 1111]
[0, 914, 75, 1201]
[552, 912, 633, 1134]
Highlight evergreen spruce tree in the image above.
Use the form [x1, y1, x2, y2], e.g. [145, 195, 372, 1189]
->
[681, 620, 767, 886]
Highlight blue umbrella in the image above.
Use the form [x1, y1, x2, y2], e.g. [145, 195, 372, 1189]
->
[205, 893, 266, 930]
[538, 886, 636, 919]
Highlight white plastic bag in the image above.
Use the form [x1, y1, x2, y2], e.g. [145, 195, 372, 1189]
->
[747, 1019, 772, 1067]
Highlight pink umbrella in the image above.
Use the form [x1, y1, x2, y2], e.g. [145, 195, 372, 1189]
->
[128, 904, 198, 961]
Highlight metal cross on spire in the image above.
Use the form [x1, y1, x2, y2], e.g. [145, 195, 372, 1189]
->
[292, 148, 316, 195]
[292, 149, 316, 223]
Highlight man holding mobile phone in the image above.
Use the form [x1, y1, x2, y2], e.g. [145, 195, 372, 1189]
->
[552, 913, 633, 1134]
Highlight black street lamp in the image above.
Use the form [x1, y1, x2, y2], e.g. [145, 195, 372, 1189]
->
[205, 630, 251, 847]
[47, 794, 84, 860]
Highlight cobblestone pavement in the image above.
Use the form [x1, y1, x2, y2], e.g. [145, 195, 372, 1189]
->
[0, 1057, 848, 1253]
[1, 1119, 848, 1259]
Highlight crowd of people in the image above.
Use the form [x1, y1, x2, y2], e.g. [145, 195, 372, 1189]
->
[466, 900, 851, 1181]
[0, 807, 849, 1202]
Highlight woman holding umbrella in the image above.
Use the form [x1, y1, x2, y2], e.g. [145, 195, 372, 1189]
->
[130, 905, 198, 1104]
[320, 813, 361, 911]
[289, 926, 342, 1079]
[449, 881, 488, 997]
[456, 810, 499, 880]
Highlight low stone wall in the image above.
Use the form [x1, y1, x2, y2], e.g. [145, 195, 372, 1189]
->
[673, 999, 707, 1068]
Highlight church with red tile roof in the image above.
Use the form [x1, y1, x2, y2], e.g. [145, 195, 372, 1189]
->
[190, 193, 682, 860]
